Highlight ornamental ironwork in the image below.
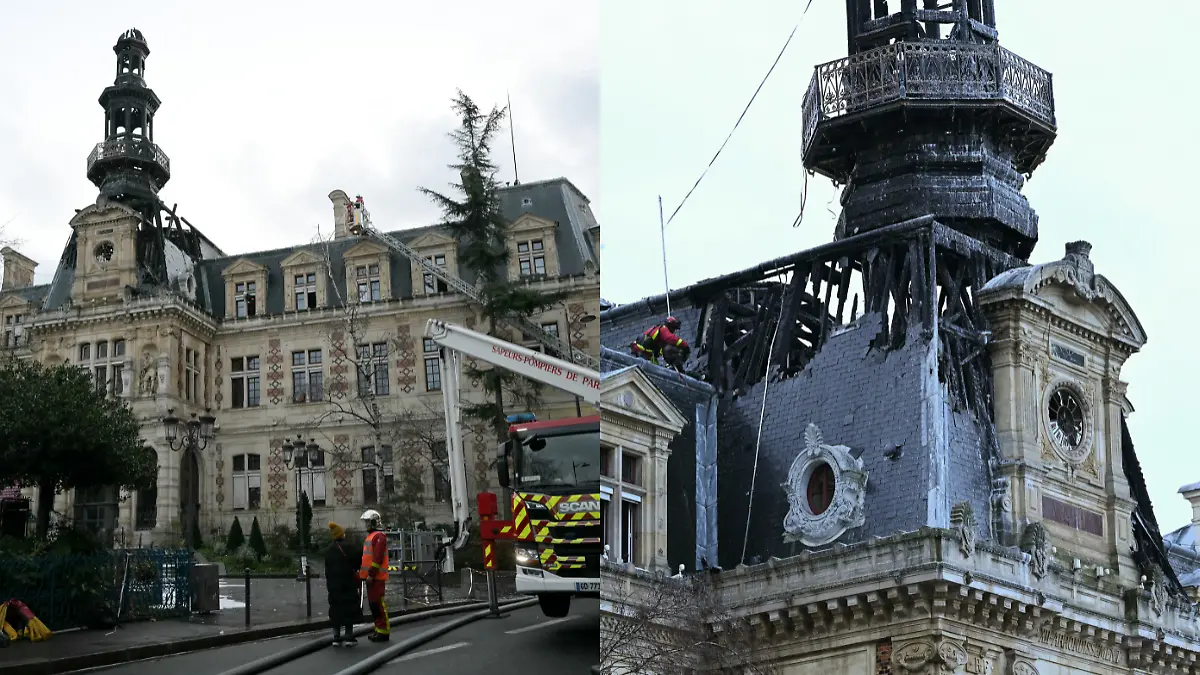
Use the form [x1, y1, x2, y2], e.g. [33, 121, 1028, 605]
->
[86, 136, 171, 176]
[801, 41, 1055, 156]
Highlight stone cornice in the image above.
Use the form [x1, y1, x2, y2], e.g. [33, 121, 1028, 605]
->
[30, 297, 218, 338]
[703, 528, 1200, 664]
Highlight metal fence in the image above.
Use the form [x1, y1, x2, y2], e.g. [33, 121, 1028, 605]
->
[0, 548, 193, 630]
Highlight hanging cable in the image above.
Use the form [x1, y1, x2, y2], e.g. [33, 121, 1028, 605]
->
[664, 0, 817, 229]
[740, 276, 790, 565]
[659, 195, 671, 316]
[790, 170, 811, 228]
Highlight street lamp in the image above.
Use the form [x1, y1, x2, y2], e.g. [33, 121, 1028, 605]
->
[282, 434, 323, 579]
[162, 408, 216, 550]
[162, 408, 216, 452]
[570, 311, 598, 417]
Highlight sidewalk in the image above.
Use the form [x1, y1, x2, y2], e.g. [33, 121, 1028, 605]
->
[0, 599, 477, 675]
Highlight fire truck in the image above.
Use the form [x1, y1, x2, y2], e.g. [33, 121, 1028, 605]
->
[423, 319, 600, 618]
[345, 197, 600, 618]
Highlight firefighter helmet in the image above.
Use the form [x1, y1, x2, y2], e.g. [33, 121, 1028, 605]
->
[359, 509, 382, 529]
[665, 316, 681, 331]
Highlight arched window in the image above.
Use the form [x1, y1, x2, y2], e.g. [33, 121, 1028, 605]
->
[806, 462, 835, 515]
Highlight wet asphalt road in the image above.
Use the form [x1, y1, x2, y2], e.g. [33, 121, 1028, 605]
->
[87, 599, 598, 674]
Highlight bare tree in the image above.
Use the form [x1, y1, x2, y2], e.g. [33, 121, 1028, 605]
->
[297, 226, 493, 528]
[601, 562, 777, 675]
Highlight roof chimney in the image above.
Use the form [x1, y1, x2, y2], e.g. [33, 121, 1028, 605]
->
[1180, 481, 1200, 531]
[1, 247, 37, 291]
[328, 190, 351, 239]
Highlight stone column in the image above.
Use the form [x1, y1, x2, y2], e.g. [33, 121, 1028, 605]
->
[650, 434, 670, 572]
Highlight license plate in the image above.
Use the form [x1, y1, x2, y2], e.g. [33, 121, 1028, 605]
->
[575, 582, 600, 592]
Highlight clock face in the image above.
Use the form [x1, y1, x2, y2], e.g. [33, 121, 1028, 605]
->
[1047, 387, 1085, 449]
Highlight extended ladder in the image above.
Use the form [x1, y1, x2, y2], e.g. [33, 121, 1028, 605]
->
[346, 202, 598, 369]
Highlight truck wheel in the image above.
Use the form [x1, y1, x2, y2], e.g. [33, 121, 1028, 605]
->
[538, 594, 571, 618]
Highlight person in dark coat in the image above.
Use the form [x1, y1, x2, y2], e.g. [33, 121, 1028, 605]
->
[325, 522, 361, 646]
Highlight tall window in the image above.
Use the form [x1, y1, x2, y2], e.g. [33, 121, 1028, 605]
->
[291, 349, 324, 403]
[3, 313, 23, 348]
[234, 281, 258, 318]
[517, 239, 546, 277]
[621, 500, 640, 566]
[184, 347, 200, 402]
[231, 356, 261, 408]
[136, 450, 158, 530]
[540, 321, 561, 357]
[356, 264, 381, 302]
[75, 485, 118, 536]
[423, 338, 441, 391]
[79, 339, 126, 397]
[423, 255, 448, 294]
[232, 453, 262, 510]
[361, 446, 379, 505]
[433, 465, 451, 503]
[356, 342, 389, 397]
[294, 273, 317, 310]
[297, 451, 327, 507]
[380, 446, 395, 495]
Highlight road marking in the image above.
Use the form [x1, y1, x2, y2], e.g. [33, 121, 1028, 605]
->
[505, 616, 575, 634]
[389, 641, 470, 663]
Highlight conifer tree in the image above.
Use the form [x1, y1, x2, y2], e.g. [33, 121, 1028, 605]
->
[248, 516, 267, 562]
[226, 516, 245, 552]
[418, 90, 565, 440]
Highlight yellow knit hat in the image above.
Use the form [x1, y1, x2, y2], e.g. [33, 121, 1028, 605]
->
[328, 522, 345, 540]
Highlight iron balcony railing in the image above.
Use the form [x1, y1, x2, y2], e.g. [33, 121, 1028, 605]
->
[87, 136, 171, 175]
[802, 41, 1055, 154]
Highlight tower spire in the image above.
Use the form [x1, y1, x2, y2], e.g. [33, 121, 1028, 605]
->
[805, 2, 1055, 260]
[86, 28, 170, 205]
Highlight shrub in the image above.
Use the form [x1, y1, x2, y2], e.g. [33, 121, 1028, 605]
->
[226, 517, 245, 552]
[248, 517, 267, 561]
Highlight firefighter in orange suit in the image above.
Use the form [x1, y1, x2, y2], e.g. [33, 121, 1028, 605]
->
[358, 509, 390, 642]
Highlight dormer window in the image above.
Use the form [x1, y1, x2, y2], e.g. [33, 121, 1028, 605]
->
[356, 264, 381, 302]
[4, 314, 23, 348]
[423, 255, 448, 294]
[518, 240, 546, 277]
[294, 273, 317, 310]
[235, 281, 258, 318]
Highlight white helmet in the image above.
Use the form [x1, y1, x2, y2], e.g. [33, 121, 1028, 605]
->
[360, 509, 382, 528]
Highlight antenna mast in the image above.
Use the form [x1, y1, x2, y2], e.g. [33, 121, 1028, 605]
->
[507, 90, 520, 186]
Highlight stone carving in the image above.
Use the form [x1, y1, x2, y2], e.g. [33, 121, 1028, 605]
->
[138, 353, 157, 396]
[991, 476, 1013, 545]
[1148, 566, 1167, 616]
[1010, 660, 1039, 675]
[950, 502, 976, 557]
[782, 423, 868, 547]
[1021, 522, 1050, 579]
[894, 638, 968, 674]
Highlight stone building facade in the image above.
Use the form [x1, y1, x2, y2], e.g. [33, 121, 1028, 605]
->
[599, 1, 1200, 672]
[0, 30, 600, 548]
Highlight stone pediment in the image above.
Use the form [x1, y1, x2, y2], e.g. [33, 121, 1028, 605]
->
[0, 293, 31, 310]
[510, 213, 557, 235]
[600, 366, 687, 433]
[221, 258, 268, 277]
[280, 249, 323, 268]
[343, 240, 389, 259]
[979, 241, 1146, 349]
[68, 200, 141, 228]
[407, 231, 454, 249]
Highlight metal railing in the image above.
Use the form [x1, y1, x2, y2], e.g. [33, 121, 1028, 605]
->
[0, 548, 192, 630]
[86, 137, 171, 175]
[801, 41, 1055, 153]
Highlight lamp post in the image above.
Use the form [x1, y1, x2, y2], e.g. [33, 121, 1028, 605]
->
[161, 408, 216, 550]
[282, 434, 323, 579]
[570, 310, 598, 417]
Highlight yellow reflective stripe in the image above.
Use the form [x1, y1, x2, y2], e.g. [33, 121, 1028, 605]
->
[369, 562, 381, 568]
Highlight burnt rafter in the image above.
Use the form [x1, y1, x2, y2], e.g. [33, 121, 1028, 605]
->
[686, 216, 1022, 415]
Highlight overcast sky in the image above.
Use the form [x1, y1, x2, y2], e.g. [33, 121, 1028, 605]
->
[0, 0, 598, 275]
[601, 0, 1200, 532]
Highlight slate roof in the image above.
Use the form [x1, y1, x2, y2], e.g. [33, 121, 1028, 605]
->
[4, 177, 597, 319]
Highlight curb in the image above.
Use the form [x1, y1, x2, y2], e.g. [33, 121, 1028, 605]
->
[2, 599, 480, 675]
